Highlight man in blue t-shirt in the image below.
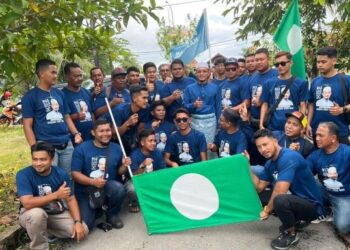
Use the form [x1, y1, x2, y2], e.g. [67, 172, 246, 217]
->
[307, 122, 350, 234]
[144, 101, 176, 153]
[126, 129, 166, 213]
[210, 57, 227, 86]
[71, 119, 131, 230]
[245, 129, 325, 250]
[62, 63, 94, 142]
[248, 48, 278, 128]
[164, 108, 207, 166]
[307, 47, 350, 145]
[161, 59, 196, 121]
[16, 142, 88, 249]
[143, 62, 165, 104]
[22, 59, 83, 173]
[260, 51, 308, 131]
[209, 108, 247, 157]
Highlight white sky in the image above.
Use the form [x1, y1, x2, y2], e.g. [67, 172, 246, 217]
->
[118, 0, 264, 66]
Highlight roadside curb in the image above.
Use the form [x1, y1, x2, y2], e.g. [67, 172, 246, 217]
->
[0, 224, 26, 250]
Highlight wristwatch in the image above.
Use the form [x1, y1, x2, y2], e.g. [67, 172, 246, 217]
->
[74, 220, 82, 224]
[343, 106, 348, 113]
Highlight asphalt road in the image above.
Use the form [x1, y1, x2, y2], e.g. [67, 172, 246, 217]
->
[66, 207, 346, 250]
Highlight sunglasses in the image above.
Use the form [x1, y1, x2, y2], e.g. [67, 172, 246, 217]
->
[225, 67, 237, 72]
[274, 61, 290, 67]
[175, 117, 189, 123]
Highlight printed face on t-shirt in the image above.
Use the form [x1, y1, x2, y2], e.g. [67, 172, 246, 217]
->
[315, 85, 334, 110]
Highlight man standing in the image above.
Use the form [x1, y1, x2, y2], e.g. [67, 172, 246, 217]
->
[237, 58, 246, 77]
[162, 59, 196, 121]
[210, 57, 227, 86]
[307, 122, 350, 235]
[22, 59, 82, 173]
[183, 62, 221, 145]
[62, 63, 94, 141]
[246, 129, 325, 250]
[143, 62, 165, 104]
[17, 142, 88, 249]
[126, 66, 142, 87]
[260, 51, 308, 131]
[158, 63, 172, 83]
[164, 108, 207, 167]
[307, 47, 350, 145]
[71, 119, 130, 229]
[249, 48, 278, 127]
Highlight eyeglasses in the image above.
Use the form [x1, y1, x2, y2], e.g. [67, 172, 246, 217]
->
[225, 67, 237, 72]
[274, 61, 290, 67]
[175, 117, 189, 123]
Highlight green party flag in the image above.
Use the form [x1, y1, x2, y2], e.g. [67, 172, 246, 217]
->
[133, 155, 262, 235]
[273, 0, 306, 79]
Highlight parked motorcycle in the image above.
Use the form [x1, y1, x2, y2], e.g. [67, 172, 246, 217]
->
[0, 100, 22, 127]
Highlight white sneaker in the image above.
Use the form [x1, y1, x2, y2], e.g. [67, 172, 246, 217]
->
[311, 215, 331, 224]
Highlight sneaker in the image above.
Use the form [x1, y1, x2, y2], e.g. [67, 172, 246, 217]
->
[311, 214, 331, 224]
[107, 216, 124, 229]
[271, 231, 299, 250]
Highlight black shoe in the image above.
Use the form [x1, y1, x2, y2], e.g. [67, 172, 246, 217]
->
[107, 216, 124, 229]
[271, 231, 299, 250]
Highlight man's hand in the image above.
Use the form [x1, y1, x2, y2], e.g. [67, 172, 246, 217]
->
[151, 119, 161, 129]
[111, 97, 124, 106]
[171, 162, 179, 168]
[329, 103, 344, 116]
[142, 158, 153, 167]
[239, 103, 249, 122]
[72, 222, 86, 243]
[77, 112, 86, 121]
[122, 156, 132, 167]
[242, 150, 250, 162]
[74, 133, 83, 144]
[171, 89, 182, 100]
[126, 114, 139, 127]
[55, 182, 71, 200]
[194, 97, 203, 109]
[92, 177, 106, 188]
[146, 79, 155, 92]
[260, 210, 269, 220]
[289, 142, 300, 151]
[208, 143, 216, 152]
[306, 125, 313, 139]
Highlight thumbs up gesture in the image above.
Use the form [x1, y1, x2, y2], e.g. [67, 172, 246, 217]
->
[55, 181, 71, 200]
[329, 102, 343, 116]
[194, 97, 203, 109]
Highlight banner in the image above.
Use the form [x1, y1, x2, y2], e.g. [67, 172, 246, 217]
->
[133, 155, 262, 234]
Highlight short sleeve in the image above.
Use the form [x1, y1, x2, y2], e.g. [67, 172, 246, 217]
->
[71, 145, 85, 172]
[16, 170, 33, 197]
[198, 132, 207, 152]
[22, 92, 35, 118]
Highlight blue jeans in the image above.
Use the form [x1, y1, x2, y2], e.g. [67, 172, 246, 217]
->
[76, 180, 126, 230]
[52, 140, 74, 174]
[329, 194, 350, 234]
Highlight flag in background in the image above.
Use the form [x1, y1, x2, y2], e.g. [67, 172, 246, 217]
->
[133, 155, 262, 235]
[273, 0, 307, 79]
[170, 9, 209, 64]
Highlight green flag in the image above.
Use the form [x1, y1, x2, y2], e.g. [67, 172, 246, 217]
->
[133, 155, 262, 235]
[273, 0, 306, 79]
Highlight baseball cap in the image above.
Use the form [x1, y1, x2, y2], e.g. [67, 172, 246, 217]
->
[224, 57, 239, 66]
[111, 67, 127, 78]
[285, 111, 307, 128]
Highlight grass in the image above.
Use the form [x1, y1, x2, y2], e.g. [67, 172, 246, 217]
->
[0, 127, 31, 232]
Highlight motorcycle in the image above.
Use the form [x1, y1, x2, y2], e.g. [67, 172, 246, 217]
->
[0, 100, 22, 127]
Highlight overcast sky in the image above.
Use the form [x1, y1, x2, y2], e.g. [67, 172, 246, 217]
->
[118, 0, 264, 66]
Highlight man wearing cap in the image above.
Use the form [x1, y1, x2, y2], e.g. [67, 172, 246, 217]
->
[210, 57, 227, 86]
[93, 67, 131, 118]
[220, 57, 250, 111]
[307, 122, 350, 235]
[260, 51, 308, 131]
[208, 108, 247, 157]
[183, 62, 221, 147]
[248, 48, 278, 129]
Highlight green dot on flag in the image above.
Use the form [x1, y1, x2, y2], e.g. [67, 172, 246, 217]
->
[170, 173, 219, 220]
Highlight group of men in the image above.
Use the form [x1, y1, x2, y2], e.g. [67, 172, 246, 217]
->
[16, 45, 350, 250]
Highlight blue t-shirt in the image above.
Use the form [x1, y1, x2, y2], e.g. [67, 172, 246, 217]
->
[214, 129, 247, 157]
[62, 87, 93, 141]
[220, 78, 250, 108]
[309, 73, 350, 136]
[148, 80, 165, 104]
[307, 144, 350, 196]
[22, 87, 70, 145]
[249, 69, 279, 119]
[91, 87, 107, 113]
[130, 148, 166, 173]
[261, 77, 308, 131]
[104, 103, 150, 149]
[71, 140, 124, 193]
[109, 87, 131, 103]
[273, 131, 315, 158]
[260, 148, 324, 216]
[239, 74, 253, 86]
[16, 166, 73, 198]
[183, 82, 222, 118]
[92, 87, 131, 113]
[144, 120, 176, 153]
[164, 129, 207, 166]
[162, 77, 197, 120]
[210, 77, 227, 86]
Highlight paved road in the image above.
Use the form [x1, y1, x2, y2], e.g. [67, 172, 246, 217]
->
[66, 207, 346, 250]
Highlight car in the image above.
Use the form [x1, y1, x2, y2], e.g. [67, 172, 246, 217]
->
[53, 75, 112, 90]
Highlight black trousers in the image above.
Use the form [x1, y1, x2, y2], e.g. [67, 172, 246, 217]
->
[273, 194, 319, 231]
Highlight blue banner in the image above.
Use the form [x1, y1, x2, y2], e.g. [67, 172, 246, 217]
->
[170, 10, 209, 64]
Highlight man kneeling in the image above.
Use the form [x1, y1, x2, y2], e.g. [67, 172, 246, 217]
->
[16, 142, 88, 250]
[246, 129, 325, 250]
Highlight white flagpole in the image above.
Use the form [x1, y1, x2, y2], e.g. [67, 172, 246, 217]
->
[104, 98, 133, 178]
[204, 9, 213, 67]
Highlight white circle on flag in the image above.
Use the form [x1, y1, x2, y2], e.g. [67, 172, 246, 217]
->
[170, 173, 219, 220]
[287, 24, 302, 55]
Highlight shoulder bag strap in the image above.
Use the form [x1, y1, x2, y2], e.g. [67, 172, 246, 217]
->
[269, 76, 295, 115]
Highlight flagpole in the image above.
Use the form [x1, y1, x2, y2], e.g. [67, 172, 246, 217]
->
[204, 9, 212, 67]
[104, 98, 133, 178]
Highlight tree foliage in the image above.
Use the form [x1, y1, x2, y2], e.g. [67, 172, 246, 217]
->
[0, 0, 159, 92]
[156, 15, 197, 61]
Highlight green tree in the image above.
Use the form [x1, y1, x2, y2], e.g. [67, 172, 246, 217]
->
[156, 15, 197, 61]
[0, 0, 159, 92]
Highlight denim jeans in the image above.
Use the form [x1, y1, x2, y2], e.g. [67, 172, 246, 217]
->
[76, 180, 126, 230]
[52, 140, 74, 174]
[329, 194, 350, 234]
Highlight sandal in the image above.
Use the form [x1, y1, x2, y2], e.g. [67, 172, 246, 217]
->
[128, 203, 140, 213]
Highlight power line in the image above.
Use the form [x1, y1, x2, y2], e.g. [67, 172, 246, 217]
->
[159, 0, 208, 7]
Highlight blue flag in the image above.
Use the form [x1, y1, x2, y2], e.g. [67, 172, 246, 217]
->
[170, 10, 209, 64]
